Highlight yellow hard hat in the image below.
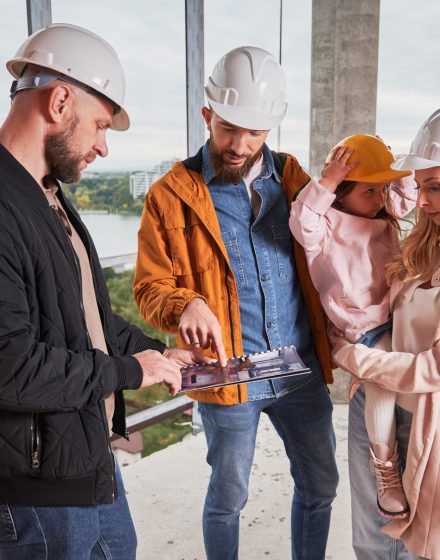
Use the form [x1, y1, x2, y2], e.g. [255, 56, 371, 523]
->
[330, 134, 411, 183]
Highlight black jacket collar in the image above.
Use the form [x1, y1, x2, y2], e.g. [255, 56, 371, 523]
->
[0, 143, 54, 207]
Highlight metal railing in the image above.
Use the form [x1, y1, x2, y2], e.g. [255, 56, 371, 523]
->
[100, 253, 137, 271]
[111, 395, 199, 442]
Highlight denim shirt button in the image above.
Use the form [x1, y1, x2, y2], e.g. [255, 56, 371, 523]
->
[266, 322, 273, 328]
[261, 274, 268, 281]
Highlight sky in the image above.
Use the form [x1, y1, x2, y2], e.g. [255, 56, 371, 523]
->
[0, 0, 440, 173]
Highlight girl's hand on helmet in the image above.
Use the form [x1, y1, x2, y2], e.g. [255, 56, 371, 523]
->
[319, 146, 359, 192]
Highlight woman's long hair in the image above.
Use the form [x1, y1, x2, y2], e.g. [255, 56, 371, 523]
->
[386, 208, 440, 284]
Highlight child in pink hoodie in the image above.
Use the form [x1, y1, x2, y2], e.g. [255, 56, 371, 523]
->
[289, 134, 417, 519]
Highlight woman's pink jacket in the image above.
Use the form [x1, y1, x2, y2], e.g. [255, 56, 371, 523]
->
[334, 278, 440, 560]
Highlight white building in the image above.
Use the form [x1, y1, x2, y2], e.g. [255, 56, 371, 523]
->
[129, 171, 156, 199]
[129, 158, 179, 199]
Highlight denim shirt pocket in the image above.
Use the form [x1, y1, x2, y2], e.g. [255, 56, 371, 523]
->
[271, 223, 294, 283]
[222, 229, 246, 289]
[0, 504, 17, 542]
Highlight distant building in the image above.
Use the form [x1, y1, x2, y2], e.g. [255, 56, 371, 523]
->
[154, 158, 179, 177]
[129, 158, 179, 199]
[129, 171, 156, 199]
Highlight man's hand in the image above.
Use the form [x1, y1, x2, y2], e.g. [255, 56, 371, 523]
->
[179, 298, 227, 366]
[320, 145, 358, 192]
[163, 347, 213, 367]
[133, 349, 183, 395]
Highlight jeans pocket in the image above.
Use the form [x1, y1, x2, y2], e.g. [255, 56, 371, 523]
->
[0, 505, 17, 543]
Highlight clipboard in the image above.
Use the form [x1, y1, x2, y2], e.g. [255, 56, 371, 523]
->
[180, 346, 311, 392]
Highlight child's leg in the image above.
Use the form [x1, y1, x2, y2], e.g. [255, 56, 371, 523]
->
[364, 382, 409, 518]
[364, 381, 396, 449]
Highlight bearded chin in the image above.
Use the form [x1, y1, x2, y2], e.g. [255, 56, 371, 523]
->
[44, 116, 82, 184]
[209, 140, 264, 185]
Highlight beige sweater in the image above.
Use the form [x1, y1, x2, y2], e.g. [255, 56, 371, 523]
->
[42, 184, 114, 430]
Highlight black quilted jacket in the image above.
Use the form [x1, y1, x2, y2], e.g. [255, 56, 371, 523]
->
[0, 145, 165, 506]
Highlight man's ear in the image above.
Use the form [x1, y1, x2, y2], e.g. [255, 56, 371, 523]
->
[47, 84, 74, 124]
[201, 106, 212, 130]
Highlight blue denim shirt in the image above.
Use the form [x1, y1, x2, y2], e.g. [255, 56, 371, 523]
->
[202, 142, 321, 400]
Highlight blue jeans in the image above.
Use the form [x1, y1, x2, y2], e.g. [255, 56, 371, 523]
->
[0, 463, 136, 560]
[349, 388, 420, 559]
[199, 374, 338, 560]
[356, 320, 392, 348]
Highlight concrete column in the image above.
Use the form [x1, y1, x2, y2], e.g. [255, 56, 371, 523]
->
[185, 0, 205, 157]
[309, 0, 380, 176]
[26, 0, 52, 35]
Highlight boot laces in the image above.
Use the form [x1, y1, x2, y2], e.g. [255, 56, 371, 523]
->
[371, 455, 403, 492]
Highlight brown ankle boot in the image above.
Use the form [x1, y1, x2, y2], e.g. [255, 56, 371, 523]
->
[369, 443, 409, 519]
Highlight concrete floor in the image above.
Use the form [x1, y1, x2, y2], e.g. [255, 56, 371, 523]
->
[122, 401, 353, 560]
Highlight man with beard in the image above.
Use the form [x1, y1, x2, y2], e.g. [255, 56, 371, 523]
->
[0, 23, 205, 559]
[134, 46, 338, 559]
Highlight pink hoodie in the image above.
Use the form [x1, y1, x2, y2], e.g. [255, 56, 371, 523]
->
[289, 177, 417, 342]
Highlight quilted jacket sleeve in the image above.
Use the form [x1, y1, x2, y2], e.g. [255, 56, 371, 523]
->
[0, 220, 140, 413]
[111, 312, 166, 356]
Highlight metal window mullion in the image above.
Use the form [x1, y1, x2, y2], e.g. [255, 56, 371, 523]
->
[26, 0, 52, 35]
[185, 0, 205, 157]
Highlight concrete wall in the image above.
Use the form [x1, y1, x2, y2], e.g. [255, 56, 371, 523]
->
[309, 0, 380, 176]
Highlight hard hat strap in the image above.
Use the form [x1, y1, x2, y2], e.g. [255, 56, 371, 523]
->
[10, 65, 121, 117]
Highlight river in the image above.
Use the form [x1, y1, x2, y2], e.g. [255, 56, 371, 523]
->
[79, 213, 141, 258]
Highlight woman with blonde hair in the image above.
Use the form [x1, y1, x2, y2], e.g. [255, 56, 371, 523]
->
[333, 108, 440, 560]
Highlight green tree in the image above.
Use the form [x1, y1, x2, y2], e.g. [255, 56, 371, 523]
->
[106, 268, 186, 457]
[112, 183, 133, 211]
[75, 186, 92, 209]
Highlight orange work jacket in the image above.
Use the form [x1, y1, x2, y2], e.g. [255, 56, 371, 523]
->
[134, 148, 333, 405]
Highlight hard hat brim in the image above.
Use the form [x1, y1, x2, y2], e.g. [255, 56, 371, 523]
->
[344, 169, 412, 183]
[111, 108, 130, 131]
[209, 100, 285, 131]
[391, 154, 440, 171]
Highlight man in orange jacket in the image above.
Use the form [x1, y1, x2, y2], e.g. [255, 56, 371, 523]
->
[134, 46, 338, 560]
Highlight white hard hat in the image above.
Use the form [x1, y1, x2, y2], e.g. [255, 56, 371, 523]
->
[391, 109, 440, 171]
[6, 23, 129, 131]
[205, 46, 287, 130]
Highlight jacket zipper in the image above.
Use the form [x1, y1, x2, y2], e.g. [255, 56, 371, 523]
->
[96, 296, 118, 500]
[51, 203, 116, 500]
[67, 219, 116, 501]
[67, 203, 117, 497]
[30, 413, 41, 471]
[98, 399, 116, 500]
[49, 206, 93, 345]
